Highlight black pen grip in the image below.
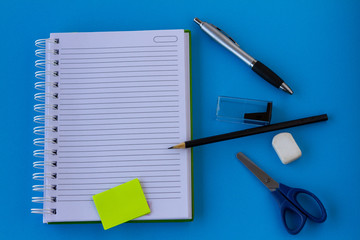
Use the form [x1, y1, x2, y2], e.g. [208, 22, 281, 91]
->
[252, 61, 283, 88]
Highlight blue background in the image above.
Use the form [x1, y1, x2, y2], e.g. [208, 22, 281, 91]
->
[1, 0, 359, 239]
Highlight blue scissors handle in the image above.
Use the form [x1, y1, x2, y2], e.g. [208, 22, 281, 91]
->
[272, 183, 327, 235]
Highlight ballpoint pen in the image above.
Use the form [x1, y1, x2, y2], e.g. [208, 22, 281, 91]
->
[194, 18, 293, 95]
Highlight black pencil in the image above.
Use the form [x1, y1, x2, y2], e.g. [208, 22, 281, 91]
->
[169, 114, 328, 149]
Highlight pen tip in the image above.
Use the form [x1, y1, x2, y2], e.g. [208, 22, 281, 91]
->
[280, 83, 294, 95]
[194, 18, 202, 25]
[168, 146, 174, 149]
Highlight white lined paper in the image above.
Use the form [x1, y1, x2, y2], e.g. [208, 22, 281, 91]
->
[43, 30, 191, 223]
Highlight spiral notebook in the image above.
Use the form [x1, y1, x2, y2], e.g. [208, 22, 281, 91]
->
[32, 30, 192, 223]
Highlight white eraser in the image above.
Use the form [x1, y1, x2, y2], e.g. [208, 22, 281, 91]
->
[272, 132, 302, 164]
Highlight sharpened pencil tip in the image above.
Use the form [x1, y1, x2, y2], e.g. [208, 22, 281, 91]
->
[168, 142, 186, 149]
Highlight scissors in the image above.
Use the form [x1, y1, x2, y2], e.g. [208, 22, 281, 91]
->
[236, 152, 327, 235]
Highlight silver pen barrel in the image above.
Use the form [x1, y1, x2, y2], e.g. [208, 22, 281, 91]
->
[194, 18, 255, 67]
[194, 18, 293, 94]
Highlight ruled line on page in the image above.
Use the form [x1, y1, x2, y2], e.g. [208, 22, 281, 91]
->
[55, 200, 90, 202]
[60, 80, 180, 86]
[58, 172, 181, 177]
[59, 145, 177, 149]
[58, 186, 181, 191]
[58, 164, 181, 169]
[57, 159, 180, 164]
[146, 197, 181, 200]
[56, 197, 181, 202]
[58, 138, 177, 144]
[59, 121, 179, 127]
[57, 175, 181, 180]
[59, 106, 179, 111]
[60, 69, 178, 75]
[60, 55, 178, 60]
[61, 127, 180, 133]
[60, 74, 178, 80]
[59, 119, 177, 123]
[58, 164, 180, 173]
[59, 118, 178, 122]
[58, 156, 179, 159]
[57, 169, 180, 175]
[58, 180, 181, 186]
[59, 95, 179, 101]
[60, 64, 178, 70]
[59, 142, 177, 147]
[59, 116, 178, 122]
[59, 105, 179, 111]
[59, 126, 179, 131]
[57, 191, 181, 197]
[60, 85, 179, 90]
[59, 137, 179, 143]
[58, 131, 179, 137]
[58, 142, 177, 148]
[59, 156, 178, 163]
[58, 136, 179, 140]
[61, 50, 178, 55]
[59, 137, 178, 144]
[57, 110, 178, 115]
[59, 148, 174, 153]
[60, 108, 178, 114]
[60, 100, 179, 106]
[58, 136, 179, 142]
[61, 45, 178, 50]
[59, 111, 178, 116]
[59, 125, 179, 130]
[58, 153, 180, 158]
[56, 196, 182, 203]
[59, 80, 179, 86]
[58, 187, 181, 191]
[61, 59, 178, 65]
[57, 198, 181, 202]
[60, 90, 179, 95]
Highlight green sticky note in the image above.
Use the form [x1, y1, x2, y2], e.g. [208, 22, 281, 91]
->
[92, 178, 150, 230]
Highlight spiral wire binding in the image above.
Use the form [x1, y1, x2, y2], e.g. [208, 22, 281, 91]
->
[35, 38, 59, 48]
[32, 38, 59, 215]
[35, 49, 59, 58]
[33, 126, 58, 136]
[35, 59, 59, 69]
[35, 82, 59, 91]
[33, 161, 57, 169]
[35, 70, 59, 80]
[32, 184, 57, 191]
[33, 138, 58, 146]
[31, 209, 57, 215]
[32, 197, 57, 203]
[33, 115, 58, 124]
[33, 172, 57, 181]
[34, 92, 59, 102]
[34, 104, 58, 113]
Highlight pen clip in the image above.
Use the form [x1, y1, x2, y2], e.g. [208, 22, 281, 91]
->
[209, 24, 240, 47]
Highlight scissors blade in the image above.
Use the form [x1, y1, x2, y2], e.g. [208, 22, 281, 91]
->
[236, 152, 279, 191]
